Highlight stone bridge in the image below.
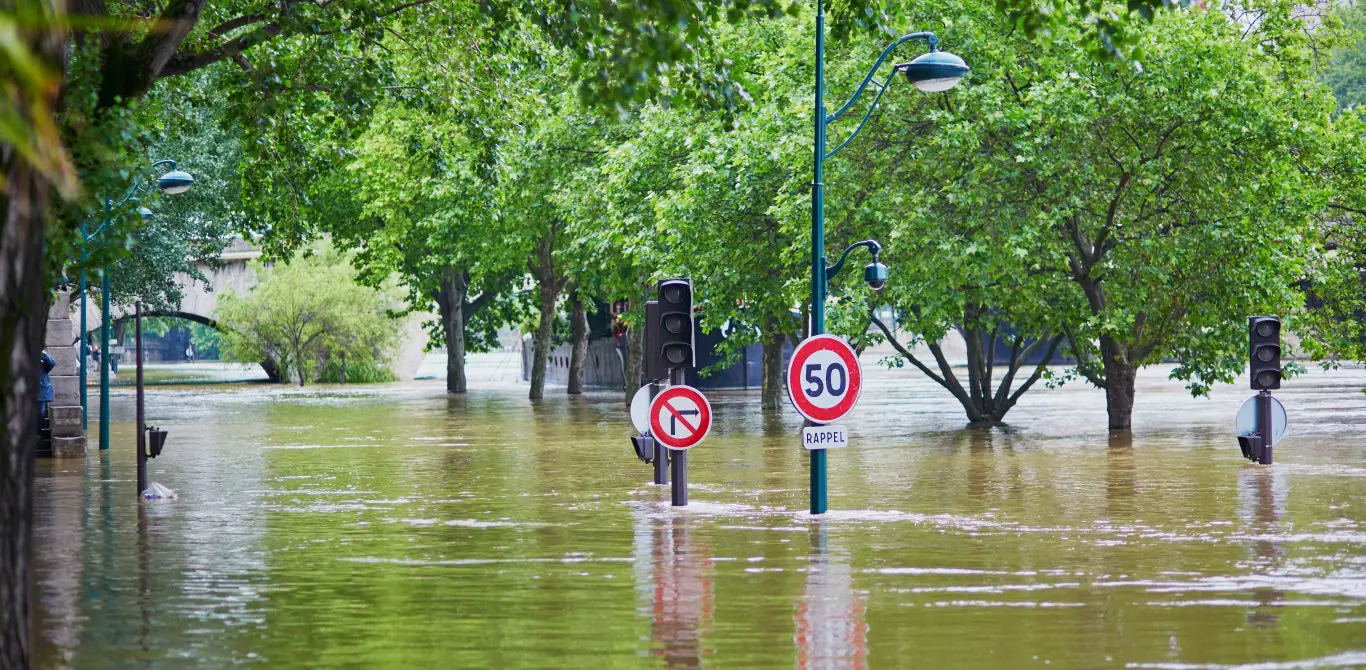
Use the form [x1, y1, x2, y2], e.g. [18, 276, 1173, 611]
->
[75, 239, 430, 380]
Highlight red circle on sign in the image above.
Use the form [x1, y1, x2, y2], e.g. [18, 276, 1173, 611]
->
[787, 335, 862, 424]
[649, 385, 713, 450]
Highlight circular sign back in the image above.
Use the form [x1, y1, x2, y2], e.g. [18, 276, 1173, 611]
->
[1235, 395, 1289, 443]
[629, 384, 652, 433]
[649, 385, 713, 451]
[787, 335, 862, 424]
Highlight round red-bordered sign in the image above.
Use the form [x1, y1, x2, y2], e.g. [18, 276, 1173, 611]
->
[787, 334, 862, 424]
[649, 385, 713, 451]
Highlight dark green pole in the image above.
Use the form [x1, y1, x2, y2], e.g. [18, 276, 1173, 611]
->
[810, 0, 828, 515]
[100, 262, 110, 452]
[79, 222, 88, 430]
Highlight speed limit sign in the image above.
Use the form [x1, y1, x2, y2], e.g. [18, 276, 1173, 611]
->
[787, 334, 862, 424]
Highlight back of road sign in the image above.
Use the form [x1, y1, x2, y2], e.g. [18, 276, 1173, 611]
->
[1235, 395, 1288, 443]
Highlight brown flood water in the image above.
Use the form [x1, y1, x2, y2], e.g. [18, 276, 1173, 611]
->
[31, 362, 1366, 668]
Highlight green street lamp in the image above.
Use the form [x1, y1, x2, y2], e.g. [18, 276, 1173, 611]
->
[79, 159, 193, 450]
[808, 0, 968, 514]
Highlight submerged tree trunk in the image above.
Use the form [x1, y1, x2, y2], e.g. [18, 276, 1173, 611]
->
[530, 281, 558, 400]
[528, 234, 562, 401]
[623, 312, 644, 406]
[260, 358, 284, 383]
[1, 137, 56, 670]
[1101, 336, 1136, 430]
[761, 325, 786, 410]
[567, 291, 588, 395]
[436, 271, 469, 394]
[872, 314, 1062, 426]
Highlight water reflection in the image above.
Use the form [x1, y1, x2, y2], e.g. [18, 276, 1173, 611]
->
[634, 508, 714, 667]
[795, 522, 867, 670]
[1107, 431, 1136, 517]
[1239, 468, 1289, 629]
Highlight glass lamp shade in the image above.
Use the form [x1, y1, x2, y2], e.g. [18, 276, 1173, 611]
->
[899, 49, 969, 93]
[157, 170, 195, 195]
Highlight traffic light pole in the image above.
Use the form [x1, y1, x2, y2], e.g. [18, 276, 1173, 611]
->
[669, 368, 687, 507]
[1256, 390, 1274, 465]
[652, 381, 668, 485]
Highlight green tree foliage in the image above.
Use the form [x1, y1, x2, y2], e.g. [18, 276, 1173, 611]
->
[1325, 1, 1366, 111]
[216, 243, 401, 385]
[832, 2, 1355, 428]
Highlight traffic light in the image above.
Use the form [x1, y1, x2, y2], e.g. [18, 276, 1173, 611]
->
[656, 279, 694, 371]
[1249, 316, 1281, 390]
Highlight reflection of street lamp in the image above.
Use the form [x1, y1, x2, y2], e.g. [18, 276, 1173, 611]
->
[809, 0, 968, 514]
[79, 159, 193, 450]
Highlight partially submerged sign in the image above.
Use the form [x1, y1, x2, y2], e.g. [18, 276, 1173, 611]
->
[649, 385, 712, 451]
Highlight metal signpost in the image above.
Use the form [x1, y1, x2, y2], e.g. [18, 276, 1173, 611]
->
[787, 335, 863, 510]
[650, 385, 712, 507]
[628, 279, 700, 505]
[807, 0, 967, 513]
[1239, 316, 1286, 465]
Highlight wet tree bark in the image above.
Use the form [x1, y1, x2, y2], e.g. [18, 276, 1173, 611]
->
[259, 358, 284, 383]
[567, 291, 588, 395]
[436, 271, 469, 394]
[1, 154, 49, 670]
[623, 312, 644, 406]
[761, 324, 786, 410]
[1101, 337, 1136, 430]
[528, 231, 562, 401]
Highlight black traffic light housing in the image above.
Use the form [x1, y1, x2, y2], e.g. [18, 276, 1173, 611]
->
[1249, 316, 1281, 390]
[656, 279, 694, 372]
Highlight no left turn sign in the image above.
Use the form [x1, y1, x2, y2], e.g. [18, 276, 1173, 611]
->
[650, 385, 713, 451]
[787, 334, 862, 424]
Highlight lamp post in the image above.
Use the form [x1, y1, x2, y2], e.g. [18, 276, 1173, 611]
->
[809, 0, 968, 514]
[81, 159, 194, 450]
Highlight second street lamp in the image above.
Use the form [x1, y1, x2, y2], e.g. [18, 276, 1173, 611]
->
[81, 159, 194, 450]
[808, 0, 968, 514]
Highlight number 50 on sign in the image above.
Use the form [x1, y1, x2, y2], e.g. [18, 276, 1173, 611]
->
[787, 334, 863, 425]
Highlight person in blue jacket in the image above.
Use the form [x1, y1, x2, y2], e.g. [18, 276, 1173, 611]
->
[38, 350, 55, 427]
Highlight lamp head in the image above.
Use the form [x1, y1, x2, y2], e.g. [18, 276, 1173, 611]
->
[898, 48, 969, 93]
[137, 206, 154, 221]
[864, 258, 889, 292]
[157, 170, 194, 195]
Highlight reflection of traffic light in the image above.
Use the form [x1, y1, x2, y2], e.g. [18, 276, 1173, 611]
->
[656, 279, 694, 371]
[1249, 316, 1281, 390]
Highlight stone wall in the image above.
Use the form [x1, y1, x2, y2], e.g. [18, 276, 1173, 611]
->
[46, 290, 84, 457]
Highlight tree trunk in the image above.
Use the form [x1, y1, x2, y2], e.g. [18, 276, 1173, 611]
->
[1, 144, 54, 670]
[1101, 336, 1136, 430]
[260, 358, 284, 383]
[761, 325, 785, 410]
[528, 235, 560, 401]
[435, 271, 469, 394]
[529, 280, 558, 401]
[567, 292, 588, 395]
[623, 314, 643, 406]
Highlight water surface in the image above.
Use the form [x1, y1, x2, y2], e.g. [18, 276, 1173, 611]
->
[33, 363, 1366, 668]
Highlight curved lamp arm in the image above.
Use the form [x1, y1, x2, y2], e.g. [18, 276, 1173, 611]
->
[823, 32, 938, 160]
[825, 239, 883, 281]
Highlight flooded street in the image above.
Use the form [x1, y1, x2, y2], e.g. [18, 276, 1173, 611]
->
[31, 361, 1366, 668]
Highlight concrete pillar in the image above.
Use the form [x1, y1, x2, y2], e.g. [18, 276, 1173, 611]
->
[45, 289, 85, 458]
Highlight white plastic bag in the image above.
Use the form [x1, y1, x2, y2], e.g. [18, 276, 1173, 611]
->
[141, 482, 177, 500]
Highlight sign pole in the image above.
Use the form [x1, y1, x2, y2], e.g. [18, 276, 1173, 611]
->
[1257, 390, 1274, 465]
[669, 368, 688, 506]
[652, 380, 667, 486]
[135, 302, 147, 497]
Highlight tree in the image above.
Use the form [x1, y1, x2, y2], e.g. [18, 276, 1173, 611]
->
[341, 104, 523, 394]
[216, 243, 400, 385]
